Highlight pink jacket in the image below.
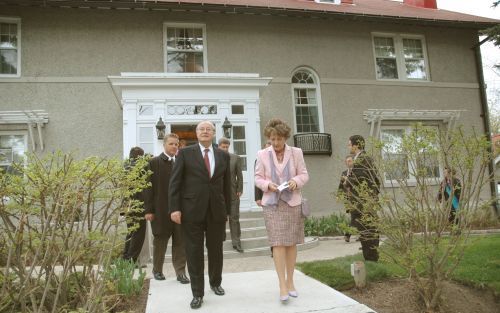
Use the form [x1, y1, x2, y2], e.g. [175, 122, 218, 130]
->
[255, 145, 309, 207]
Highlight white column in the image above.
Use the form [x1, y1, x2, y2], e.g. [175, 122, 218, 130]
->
[123, 99, 138, 159]
[154, 99, 167, 155]
[246, 99, 260, 211]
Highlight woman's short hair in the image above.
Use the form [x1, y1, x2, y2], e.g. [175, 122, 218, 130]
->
[263, 118, 292, 139]
[129, 146, 144, 159]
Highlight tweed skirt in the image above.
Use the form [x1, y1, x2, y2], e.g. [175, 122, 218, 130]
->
[263, 200, 305, 247]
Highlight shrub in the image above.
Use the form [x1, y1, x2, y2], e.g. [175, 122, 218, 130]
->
[304, 213, 351, 236]
[0, 152, 150, 313]
[360, 125, 496, 312]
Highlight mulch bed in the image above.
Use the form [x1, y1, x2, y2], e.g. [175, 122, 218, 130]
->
[343, 279, 499, 313]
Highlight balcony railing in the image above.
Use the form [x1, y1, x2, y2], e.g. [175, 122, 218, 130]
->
[293, 133, 332, 156]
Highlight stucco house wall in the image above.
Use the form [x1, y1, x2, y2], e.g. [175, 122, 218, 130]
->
[0, 6, 489, 214]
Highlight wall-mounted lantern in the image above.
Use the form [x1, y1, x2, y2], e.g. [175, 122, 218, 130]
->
[156, 117, 166, 140]
[222, 117, 233, 139]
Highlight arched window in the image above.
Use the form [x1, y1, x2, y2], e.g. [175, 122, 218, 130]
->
[291, 68, 323, 133]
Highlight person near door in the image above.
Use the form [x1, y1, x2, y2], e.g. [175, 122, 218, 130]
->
[144, 133, 190, 284]
[255, 118, 309, 303]
[169, 121, 232, 309]
[218, 137, 244, 253]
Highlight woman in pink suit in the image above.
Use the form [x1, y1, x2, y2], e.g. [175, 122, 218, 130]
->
[255, 118, 309, 303]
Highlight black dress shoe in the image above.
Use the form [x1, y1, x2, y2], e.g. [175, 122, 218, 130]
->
[232, 245, 244, 253]
[210, 285, 225, 296]
[153, 272, 165, 280]
[177, 273, 190, 284]
[190, 297, 203, 309]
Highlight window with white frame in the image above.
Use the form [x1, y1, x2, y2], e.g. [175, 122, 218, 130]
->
[0, 18, 20, 77]
[0, 132, 27, 174]
[380, 125, 441, 185]
[138, 126, 154, 155]
[373, 34, 429, 81]
[292, 69, 323, 133]
[232, 125, 247, 171]
[164, 23, 206, 73]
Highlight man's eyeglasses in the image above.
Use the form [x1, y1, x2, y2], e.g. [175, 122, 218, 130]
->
[197, 127, 214, 133]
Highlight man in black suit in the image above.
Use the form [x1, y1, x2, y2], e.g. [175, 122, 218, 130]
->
[144, 133, 189, 284]
[347, 135, 381, 262]
[169, 121, 231, 309]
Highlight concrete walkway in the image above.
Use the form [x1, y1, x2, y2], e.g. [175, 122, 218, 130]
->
[145, 238, 376, 313]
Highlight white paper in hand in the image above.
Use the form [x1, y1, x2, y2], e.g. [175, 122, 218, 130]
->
[277, 182, 290, 192]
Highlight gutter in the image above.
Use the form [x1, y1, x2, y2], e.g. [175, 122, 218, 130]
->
[472, 35, 499, 216]
[1, 0, 498, 29]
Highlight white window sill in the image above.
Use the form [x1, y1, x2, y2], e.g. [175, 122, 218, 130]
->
[383, 179, 441, 188]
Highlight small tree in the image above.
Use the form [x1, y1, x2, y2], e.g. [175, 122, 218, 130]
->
[0, 152, 150, 313]
[355, 125, 494, 312]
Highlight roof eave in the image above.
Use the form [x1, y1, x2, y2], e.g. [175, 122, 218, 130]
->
[1, 0, 497, 29]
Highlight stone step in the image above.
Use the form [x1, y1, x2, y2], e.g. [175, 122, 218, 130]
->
[225, 226, 267, 239]
[226, 217, 265, 229]
[164, 236, 319, 261]
[165, 235, 269, 255]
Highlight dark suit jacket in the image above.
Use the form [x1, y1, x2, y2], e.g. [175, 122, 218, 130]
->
[144, 153, 175, 235]
[348, 151, 380, 200]
[169, 144, 232, 223]
[229, 153, 243, 200]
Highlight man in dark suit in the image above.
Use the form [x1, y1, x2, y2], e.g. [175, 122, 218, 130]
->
[144, 133, 189, 284]
[122, 146, 147, 264]
[217, 137, 244, 253]
[169, 121, 231, 309]
[337, 155, 358, 243]
[347, 135, 381, 262]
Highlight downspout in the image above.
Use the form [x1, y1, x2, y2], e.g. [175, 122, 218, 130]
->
[472, 35, 498, 215]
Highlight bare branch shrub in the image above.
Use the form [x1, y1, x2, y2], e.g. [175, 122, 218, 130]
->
[0, 152, 149, 313]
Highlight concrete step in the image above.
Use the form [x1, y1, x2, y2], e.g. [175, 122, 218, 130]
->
[225, 226, 267, 239]
[226, 217, 265, 229]
[164, 236, 319, 261]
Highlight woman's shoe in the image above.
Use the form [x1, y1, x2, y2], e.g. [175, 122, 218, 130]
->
[288, 290, 298, 298]
[280, 295, 289, 303]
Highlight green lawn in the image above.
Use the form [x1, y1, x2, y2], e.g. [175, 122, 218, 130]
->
[297, 234, 500, 293]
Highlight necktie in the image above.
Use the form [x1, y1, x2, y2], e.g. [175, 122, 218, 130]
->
[204, 148, 211, 178]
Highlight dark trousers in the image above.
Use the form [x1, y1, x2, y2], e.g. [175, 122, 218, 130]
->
[183, 214, 226, 297]
[352, 208, 379, 262]
[229, 198, 241, 247]
[123, 217, 147, 263]
[344, 208, 360, 238]
[152, 222, 187, 275]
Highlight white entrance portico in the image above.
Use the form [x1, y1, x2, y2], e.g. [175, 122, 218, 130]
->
[108, 73, 272, 211]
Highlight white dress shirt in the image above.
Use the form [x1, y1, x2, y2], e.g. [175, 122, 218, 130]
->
[198, 143, 215, 177]
[163, 152, 175, 162]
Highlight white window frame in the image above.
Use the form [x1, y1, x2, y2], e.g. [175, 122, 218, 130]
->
[0, 131, 28, 172]
[0, 17, 21, 78]
[291, 67, 324, 134]
[163, 22, 208, 73]
[380, 124, 442, 187]
[371, 32, 430, 82]
[231, 124, 247, 171]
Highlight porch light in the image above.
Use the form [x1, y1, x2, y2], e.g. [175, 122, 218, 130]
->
[222, 117, 233, 139]
[156, 117, 166, 140]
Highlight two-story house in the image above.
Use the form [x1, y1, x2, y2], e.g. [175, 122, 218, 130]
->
[0, 0, 498, 214]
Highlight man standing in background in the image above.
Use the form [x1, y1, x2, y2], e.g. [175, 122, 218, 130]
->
[145, 133, 190, 284]
[346, 135, 381, 262]
[218, 137, 244, 253]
